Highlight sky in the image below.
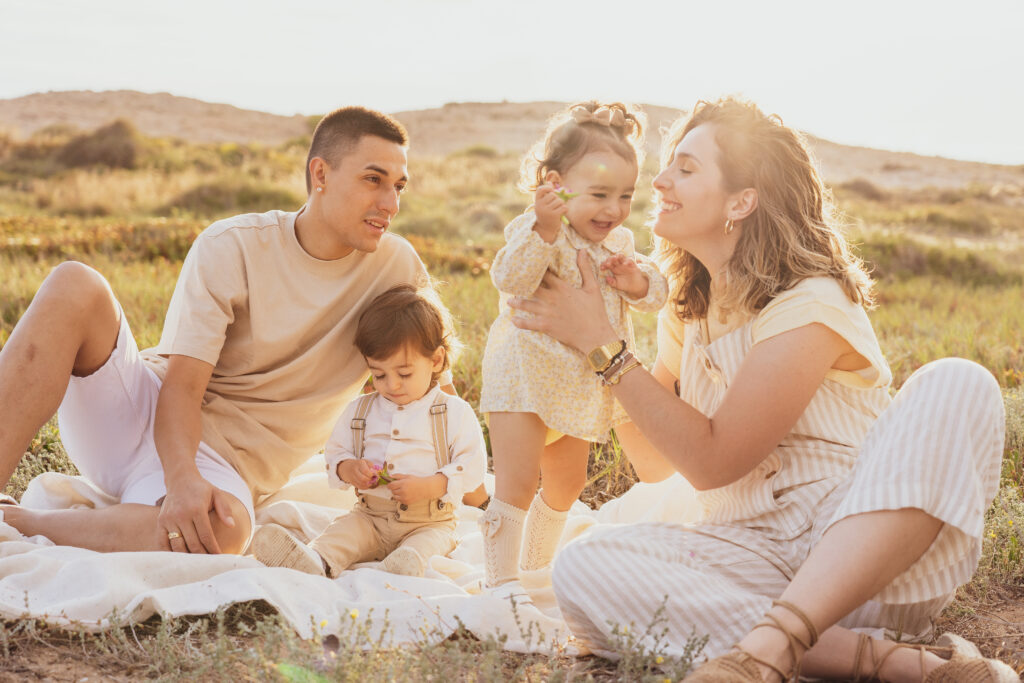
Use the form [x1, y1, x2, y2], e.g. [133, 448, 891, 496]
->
[1, 0, 1022, 165]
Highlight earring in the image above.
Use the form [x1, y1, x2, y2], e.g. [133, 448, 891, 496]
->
[724, 219, 735, 235]
[316, 186, 323, 193]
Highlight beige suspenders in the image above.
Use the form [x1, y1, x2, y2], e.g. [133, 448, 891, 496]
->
[428, 397, 451, 468]
[350, 391, 451, 467]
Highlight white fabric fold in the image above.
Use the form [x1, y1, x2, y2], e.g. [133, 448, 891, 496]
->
[0, 459, 700, 654]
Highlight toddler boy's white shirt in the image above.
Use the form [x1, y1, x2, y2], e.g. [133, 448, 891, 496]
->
[324, 384, 487, 505]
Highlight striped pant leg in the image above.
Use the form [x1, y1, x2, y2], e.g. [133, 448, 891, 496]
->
[814, 357, 1005, 627]
[552, 522, 790, 660]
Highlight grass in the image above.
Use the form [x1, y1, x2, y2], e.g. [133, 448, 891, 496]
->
[2, 123, 1024, 679]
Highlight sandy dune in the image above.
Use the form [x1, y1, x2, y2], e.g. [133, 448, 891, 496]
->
[1, 91, 1021, 190]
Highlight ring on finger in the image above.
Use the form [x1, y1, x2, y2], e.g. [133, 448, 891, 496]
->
[167, 531, 182, 541]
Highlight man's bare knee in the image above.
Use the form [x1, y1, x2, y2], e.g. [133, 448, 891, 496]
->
[211, 498, 252, 555]
[41, 262, 120, 376]
[44, 261, 113, 305]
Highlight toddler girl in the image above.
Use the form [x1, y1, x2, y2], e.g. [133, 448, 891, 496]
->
[253, 284, 487, 578]
[478, 102, 668, 599]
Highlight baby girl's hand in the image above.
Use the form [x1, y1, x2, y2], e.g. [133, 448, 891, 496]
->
[338, 459, 377, 490]
[533, 184, 570, 243]
[601, 254, 650, 299]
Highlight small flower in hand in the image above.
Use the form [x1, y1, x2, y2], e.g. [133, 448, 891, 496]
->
[368, 463, 394, 488]
[554, 188, 578, 224]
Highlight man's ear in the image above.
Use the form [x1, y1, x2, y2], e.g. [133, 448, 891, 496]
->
[544, 169, 563, 187]
[728, 187, 758, 222]
[432, 346, 446, 371]
[309, 157, 329, 192]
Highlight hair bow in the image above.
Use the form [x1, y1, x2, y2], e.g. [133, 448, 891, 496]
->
[571, 107, 626, 128]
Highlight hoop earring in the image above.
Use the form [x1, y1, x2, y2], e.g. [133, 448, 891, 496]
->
[724, 219, 735, 235]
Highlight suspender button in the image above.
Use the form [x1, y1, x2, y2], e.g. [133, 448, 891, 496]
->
[399, 503, 408, 511]
[456, 465, 463, 471]
[392, 429, 399, 435]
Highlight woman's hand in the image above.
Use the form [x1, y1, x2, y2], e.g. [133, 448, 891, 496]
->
[508, 250, 620, 353]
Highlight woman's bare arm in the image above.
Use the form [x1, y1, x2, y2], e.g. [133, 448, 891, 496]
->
[612, 359, 681, 483]
[510, 251, 852, 490]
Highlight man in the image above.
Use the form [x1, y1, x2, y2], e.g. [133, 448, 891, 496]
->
[0, 106, 478, 555]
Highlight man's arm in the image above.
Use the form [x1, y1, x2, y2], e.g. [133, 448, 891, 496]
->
[153, 354, 236, 553]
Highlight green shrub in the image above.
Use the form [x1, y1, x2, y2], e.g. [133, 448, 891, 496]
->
[859, 234, 1020, 287]
[839, 178, 888, 201]
[58, 120, 140, 170]
[1004, 389, 1024, 490]
[451, 144, 500, 159]
[165, 178, 303, 217]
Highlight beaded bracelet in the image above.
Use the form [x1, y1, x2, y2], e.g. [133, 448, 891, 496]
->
[600, 351, 643, 386]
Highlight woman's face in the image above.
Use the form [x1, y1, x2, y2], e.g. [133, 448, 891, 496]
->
[652, 123, 734, 250]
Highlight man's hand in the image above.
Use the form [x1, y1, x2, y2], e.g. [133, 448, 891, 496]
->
[158, 471, 235, 554]
[338, 459, 377, 489]
[386, 473, 447, 505]
[533, 184, 569, 243]
[601, 254, 650, 300]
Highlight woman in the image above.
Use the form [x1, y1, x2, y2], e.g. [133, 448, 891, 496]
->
[509, 98, 1016, 682]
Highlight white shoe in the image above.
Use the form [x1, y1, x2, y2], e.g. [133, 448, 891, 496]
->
[251, 524, 326, 577]
[485, 579, 533, 607]
[380, 546, 426, 577]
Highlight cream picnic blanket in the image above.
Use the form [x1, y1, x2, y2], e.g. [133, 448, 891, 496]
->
[0, 458, 700, 654]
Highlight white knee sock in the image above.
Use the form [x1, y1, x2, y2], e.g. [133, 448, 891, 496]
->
[520, 491, 570, 572]
[479, 497, 527, 588]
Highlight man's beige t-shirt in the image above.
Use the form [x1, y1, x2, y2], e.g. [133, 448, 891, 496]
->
[141, 209, 431, 499]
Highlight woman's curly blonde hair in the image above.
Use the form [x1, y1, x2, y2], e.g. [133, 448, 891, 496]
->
[656, 97, 873, 322]
[518, 101, 646, 193]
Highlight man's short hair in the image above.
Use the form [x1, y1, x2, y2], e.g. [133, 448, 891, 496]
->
[305, 107, 409, 193]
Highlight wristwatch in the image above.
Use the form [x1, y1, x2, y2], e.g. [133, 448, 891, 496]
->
[586, 339, 627, 373]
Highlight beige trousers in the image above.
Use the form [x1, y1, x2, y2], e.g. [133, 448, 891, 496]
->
[311, 494, 457, 577]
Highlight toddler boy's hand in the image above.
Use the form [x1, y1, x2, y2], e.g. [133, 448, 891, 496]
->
[338, 459, 377, 490]
[601, 254, 650, 299]
[533, 184, 569, 243]
[386, 473, 446, 505]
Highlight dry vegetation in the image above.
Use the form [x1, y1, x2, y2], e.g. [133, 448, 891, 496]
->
[1, 98, 1023, 680]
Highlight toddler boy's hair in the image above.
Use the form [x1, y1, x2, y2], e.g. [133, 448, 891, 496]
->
[354, 284, 454, 379]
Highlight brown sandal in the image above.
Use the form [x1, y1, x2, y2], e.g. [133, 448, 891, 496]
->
[851, 631, 1019, 682]
[684, 600, 819, 682]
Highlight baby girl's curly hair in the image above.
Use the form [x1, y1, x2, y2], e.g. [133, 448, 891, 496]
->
[518, 101, 646, 193]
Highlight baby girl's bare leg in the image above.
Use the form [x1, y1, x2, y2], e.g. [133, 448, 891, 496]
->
[488, 412, 547, 508]
[481, 412, 547, 588]
[538, 435, 589, 509]
[521, 436, 590, 572]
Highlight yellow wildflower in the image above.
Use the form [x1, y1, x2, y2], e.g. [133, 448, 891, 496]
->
[319, 619, 328, 629]
[655, 656, 664, 664]
[350, 608, 359, 620]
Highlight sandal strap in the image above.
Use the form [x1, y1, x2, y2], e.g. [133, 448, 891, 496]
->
[772, 599, 819, 647]
[749, 613, 811, 681]
[851, 632, 872, 682]
[852, 633, 957, 682]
